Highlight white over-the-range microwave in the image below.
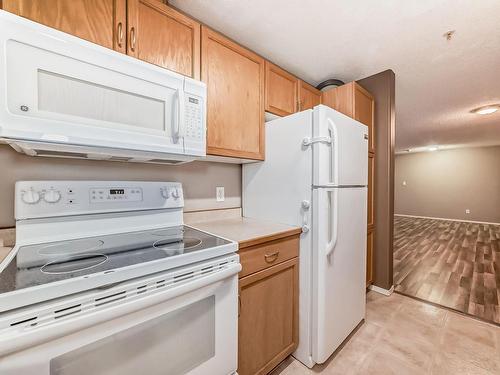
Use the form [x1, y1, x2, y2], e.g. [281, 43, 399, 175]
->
[0, 10, 206, 164]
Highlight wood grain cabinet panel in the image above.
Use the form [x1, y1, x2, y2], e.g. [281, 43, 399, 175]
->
[366, 228, 374, 287]
[202, 26, 265, 160]
[127, 0, 200, 78]
[298, 80, 321, 110]
[239, 235, 299, 278]
[1, 0, 126, 52]
[238, 257, 299, 375]
[353, 84, 375, 153]
[265, 61, 298, 116]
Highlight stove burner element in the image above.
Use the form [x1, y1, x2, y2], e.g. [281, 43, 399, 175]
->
[153, 237, 202, 255]
[38, 239, 104, 256]
[41, 254, 108, 275]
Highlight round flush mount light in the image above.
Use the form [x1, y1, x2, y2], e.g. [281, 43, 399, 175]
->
[471, 104, 500, 115]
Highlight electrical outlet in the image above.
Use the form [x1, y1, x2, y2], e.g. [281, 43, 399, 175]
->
[216, 187, 225, 202]
[402, 180, 407, 186]
[465, 209, 470, 214]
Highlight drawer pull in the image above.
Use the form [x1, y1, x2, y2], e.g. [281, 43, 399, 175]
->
[264, 251, 280, 263]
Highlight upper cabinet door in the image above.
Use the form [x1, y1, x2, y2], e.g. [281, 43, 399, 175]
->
[202, 26, 265, 160]
[1, 0, 126, 52]
[265, 61, 298, 116]
[353, 83, 375, 153]
[127, 0, 200, 79]
[298, 80, 321, 111]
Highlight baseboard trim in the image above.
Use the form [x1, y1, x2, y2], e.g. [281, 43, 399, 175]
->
[368, 284, 394, 296]
[394, 214, 500, 226]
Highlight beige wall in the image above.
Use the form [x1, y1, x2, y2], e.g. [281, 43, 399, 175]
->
[395, 145, 500, 223]
[0, 145, 241, 228]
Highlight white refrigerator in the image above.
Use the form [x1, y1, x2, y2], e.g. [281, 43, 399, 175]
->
[243, 104, 368, 368]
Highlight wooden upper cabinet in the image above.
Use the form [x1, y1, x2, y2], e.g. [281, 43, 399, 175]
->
[202, 26, 265, 160]
[298, 80, 321, 111]
[126, 0, 200, 78]
[322, 81, 375, 153]
[1, 0, 126, 52]
[265, 61, 298, 116]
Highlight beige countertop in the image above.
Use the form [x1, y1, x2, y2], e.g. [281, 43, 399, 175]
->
[189, 217, 301, 249]
[0, 215, 301, 260]
[0, 228, 15, 263]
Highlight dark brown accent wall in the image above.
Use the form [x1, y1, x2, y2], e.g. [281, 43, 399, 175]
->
[358, 70, 396, 291]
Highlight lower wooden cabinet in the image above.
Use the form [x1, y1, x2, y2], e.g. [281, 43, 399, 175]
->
[238, 236, 299, 375]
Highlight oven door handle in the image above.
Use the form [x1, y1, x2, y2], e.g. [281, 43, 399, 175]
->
[0, 262, 241, 357]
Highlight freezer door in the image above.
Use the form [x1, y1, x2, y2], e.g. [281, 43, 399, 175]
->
[311, 187, 367, 364]
[312, 105, 368, 186]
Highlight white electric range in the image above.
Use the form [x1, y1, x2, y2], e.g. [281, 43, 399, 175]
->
[0, 181, 240, 375]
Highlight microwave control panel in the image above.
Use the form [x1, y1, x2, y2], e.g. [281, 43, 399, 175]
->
[184, 95, 203, 140]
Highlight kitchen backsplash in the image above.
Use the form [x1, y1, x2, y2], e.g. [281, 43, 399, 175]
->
[0, 145, 242, 228]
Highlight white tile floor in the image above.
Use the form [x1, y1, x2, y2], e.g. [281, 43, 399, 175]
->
[270, 292, 500, 375]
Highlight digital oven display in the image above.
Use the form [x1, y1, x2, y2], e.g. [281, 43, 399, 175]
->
[110, 189, 125, 195]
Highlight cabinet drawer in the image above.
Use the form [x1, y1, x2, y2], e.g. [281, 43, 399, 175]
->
[239, 235, 299, 278]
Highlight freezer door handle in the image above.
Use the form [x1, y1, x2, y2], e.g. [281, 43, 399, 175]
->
[325, 189, 338, 257]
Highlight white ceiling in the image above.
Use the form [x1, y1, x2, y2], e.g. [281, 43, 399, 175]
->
[170, 0, 500, 151]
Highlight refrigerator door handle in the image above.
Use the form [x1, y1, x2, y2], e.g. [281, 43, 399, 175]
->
[327, 118, 339, 185]
[325, 188, 338, 257]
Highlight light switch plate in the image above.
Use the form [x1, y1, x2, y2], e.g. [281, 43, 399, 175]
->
[216, 187, 225, 202]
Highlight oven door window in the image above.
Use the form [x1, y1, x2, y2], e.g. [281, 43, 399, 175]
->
[50, 296, 215, 375]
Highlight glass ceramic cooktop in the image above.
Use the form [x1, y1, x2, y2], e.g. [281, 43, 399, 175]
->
[0, 226, 230, 295]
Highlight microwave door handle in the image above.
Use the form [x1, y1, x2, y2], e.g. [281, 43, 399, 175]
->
[325, 188, 338, 257]
[172, 88, 185, 139]
[178, 88, 185, 138]
[327, 118, 338, 185]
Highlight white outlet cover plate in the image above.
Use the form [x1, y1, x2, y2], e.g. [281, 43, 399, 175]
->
[216, 187, 225, 202]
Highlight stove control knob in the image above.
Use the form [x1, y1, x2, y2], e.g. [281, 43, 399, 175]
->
[160, 188, 170, 199]
[21, 189, 41, 204]
[43, 189, 62, 203]
[171, 188, 181, 199]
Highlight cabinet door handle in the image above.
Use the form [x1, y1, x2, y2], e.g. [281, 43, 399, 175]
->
[130, 27, 136, 52]
[264, 251, 280, 263]
[238, 294, 241, 317]
[117, 22, 124, 48]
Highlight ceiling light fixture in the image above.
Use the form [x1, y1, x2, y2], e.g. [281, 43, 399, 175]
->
[427, 146, 439, 152]
[471, 104, 500, 115]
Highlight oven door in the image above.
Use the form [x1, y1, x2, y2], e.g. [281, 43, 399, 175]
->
[0, 259, 240, 375]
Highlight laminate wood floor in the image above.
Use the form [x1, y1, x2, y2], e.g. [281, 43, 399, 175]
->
[394, 216, 500, 324]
